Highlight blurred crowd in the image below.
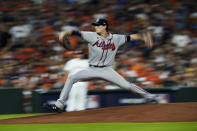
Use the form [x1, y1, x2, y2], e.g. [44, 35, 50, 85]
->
[0, 0, 197, 91]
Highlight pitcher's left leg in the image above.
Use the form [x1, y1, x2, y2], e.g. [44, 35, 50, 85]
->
[102, 67, 155, 99]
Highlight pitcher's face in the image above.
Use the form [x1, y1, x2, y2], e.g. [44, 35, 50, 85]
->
[94, 25, 107, 34]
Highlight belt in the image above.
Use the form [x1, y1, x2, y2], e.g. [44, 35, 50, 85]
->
[89, 64, 107, 68]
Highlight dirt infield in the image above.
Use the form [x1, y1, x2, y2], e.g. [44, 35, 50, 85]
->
[0, 102, 197, 124]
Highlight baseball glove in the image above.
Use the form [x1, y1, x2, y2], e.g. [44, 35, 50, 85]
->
[58, 35, 75, 50]
[142, 32, 154, 48]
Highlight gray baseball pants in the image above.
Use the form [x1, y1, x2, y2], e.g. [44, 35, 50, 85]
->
[55, 66, 154, 109]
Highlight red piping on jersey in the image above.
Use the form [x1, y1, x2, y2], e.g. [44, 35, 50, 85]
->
[102, 48, 108, 65]
[102, 37, 112, 65]
[97, 48, 104, 66]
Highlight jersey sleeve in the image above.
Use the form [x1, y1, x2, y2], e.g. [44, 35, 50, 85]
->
[80, 31, 95, 43]
[115, 34, 127, 46]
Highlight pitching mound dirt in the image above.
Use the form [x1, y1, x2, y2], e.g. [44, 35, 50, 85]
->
[0, 102, 197, 124]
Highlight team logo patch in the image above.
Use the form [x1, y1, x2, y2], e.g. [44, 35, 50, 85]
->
[93, 40, 116, 51]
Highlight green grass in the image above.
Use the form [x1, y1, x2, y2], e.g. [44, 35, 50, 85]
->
[0, 122, 197, 131]
[0, 113, 45, 120]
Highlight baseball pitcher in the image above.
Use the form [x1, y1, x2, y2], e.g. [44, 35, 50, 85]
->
[45, 19, 159, 112]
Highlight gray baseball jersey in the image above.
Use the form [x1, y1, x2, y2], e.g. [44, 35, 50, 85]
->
[81, 31, 126, 66]
[55, 31, 156, 109]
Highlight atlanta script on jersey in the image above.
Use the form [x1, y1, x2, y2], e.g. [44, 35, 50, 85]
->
[81, 31, 127, 66]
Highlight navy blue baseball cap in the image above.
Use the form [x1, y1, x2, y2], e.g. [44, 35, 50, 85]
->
[92, 19, 108, 26]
